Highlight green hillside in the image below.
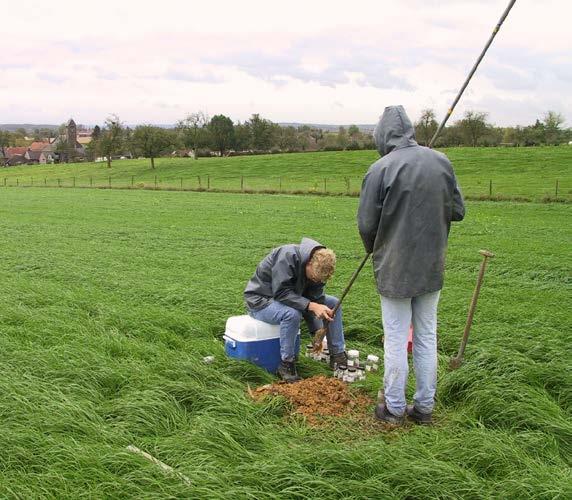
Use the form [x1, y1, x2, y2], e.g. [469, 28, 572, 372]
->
[2, 146, 571, 200]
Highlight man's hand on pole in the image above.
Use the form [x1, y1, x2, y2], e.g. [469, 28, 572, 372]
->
[308, 302, 334, 322]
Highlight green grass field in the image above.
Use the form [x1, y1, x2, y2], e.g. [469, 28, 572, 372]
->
[0, 187, 570, 498]
[2, 146, 571, 201]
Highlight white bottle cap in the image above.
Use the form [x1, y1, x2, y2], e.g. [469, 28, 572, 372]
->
[348, 349, 359, 357]
[367, 354, 379, 363]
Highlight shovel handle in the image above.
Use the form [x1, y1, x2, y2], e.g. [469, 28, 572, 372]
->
[450, 249, 494, 368]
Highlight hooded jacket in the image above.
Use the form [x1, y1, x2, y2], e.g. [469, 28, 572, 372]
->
[357, 105, 465, 298]
[244, 237, 326, 311]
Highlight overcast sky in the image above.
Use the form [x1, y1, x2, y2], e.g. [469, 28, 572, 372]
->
[1, 0, 570, 127]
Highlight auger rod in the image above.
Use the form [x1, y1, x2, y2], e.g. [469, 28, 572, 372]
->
[428, 0, 517, 148]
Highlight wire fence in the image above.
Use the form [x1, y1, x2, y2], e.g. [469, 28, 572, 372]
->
[1, 174, 570, 202]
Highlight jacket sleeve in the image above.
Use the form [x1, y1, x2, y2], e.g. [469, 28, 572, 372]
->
[271, 249, 310, 311]
[357, 167, 384, 253]
[452, 176, 465, 221]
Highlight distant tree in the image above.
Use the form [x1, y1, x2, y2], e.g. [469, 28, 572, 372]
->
[277, 126, 298, 151]
[248, 114, 274, 150]
[97, 115, 124, 168]
[348, 125, 360, 141]
[415, 109, 438, 146]
[92, 125, 101, 141]
[16, 127, 27, 137]
[459, 111, 488, 147]
[297, 126, 311, 151]
[54, 138, 75, 163]
[337, 126, 349, 149]
[208, 115, 234, 156]
[543, 111, 565, 145]
[233, 122, 252, 151]
[0, 130, 10, 148]
[177, 111, 209, 158]
[123, 126, 134, 157]
[438, 123, 464, 147]
[309, 128, 323, 146]
[132, 125, 172, 169]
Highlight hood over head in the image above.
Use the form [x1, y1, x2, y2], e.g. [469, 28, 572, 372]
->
[299, 237, 325, 264]
[373, 105, 417, 156]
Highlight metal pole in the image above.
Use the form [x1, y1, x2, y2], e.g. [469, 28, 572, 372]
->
[312, 253, 371, 352]
[428, 0, 517, 148]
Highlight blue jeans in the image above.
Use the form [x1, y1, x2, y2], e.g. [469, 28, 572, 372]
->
[249, 295, 345, 362]
[381, 290, 441, 416]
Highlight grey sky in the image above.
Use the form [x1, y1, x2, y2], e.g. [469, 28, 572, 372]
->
[1, 0, 570, 126]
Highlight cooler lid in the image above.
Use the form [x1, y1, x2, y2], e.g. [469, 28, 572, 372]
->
[225, 315, 299, 342]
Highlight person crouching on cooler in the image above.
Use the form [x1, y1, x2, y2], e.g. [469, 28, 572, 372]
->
[244, 237, 348, 382]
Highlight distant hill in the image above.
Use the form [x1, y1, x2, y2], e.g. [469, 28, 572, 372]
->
[278, 123, 376, 133]
[0, 124, 60, 132]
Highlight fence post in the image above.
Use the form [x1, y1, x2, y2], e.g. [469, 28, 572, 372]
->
[241, 176, 244, 191]
[108, 176, 111, 188]
[58, 178, 61, 187]
[180, 177, 183, 190]
[31, 177, 33, 186]
[207, 175, 210, 191]
[324, 178, 327, 193]
[3, 177, 6, 187]
[16, 178, 19, 187]
[73, 177, 76, 188]
[555, 179, 559, 198]
[44, 178, 47, 186]
[489, 179, 492, 197]
[197, 176, 201, 189]
[90, 176, 93, 187]
[131, 175, 134, 188]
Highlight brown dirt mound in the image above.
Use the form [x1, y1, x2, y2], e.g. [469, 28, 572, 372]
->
[251, 375, 373, 424]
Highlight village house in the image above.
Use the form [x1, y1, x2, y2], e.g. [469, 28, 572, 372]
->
[2, 118, 87, 166]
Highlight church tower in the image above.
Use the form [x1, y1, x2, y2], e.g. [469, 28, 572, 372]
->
[66, 118, 77, 147]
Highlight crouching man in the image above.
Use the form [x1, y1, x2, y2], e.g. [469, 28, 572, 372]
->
[244, 237, 348, 382]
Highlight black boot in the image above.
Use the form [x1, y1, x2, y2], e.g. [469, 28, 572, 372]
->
[374, 404, 404, 425]
[277, 360, 301, 383]
[406, 405, 433, 425]
[329, 351, 348, 369]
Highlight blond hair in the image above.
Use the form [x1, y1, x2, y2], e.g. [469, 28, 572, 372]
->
[308, 248, 336, 282]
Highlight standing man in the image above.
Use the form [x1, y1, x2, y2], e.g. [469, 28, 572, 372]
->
[358, 105, 465, 425]
[244, 238, 348, 382]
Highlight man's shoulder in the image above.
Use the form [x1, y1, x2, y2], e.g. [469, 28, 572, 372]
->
[415, 145, 451, 163]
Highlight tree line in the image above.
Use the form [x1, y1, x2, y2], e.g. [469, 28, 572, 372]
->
[1, 109, 569, 169]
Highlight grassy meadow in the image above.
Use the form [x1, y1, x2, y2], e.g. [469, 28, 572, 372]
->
[2, 146, 571, 201]
[0, 187, 570, 498]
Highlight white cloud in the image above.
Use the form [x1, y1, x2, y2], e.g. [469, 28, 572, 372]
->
[1, 0, 571, 126]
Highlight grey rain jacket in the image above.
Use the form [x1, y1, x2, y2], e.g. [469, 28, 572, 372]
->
[244, 237, 327, 313]
[357, 105, 465, 298]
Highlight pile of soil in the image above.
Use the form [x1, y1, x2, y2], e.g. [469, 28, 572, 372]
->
[251, 375, 373, 424]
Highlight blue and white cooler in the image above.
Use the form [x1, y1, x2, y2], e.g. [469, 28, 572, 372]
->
[224, 315, 301, 373]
